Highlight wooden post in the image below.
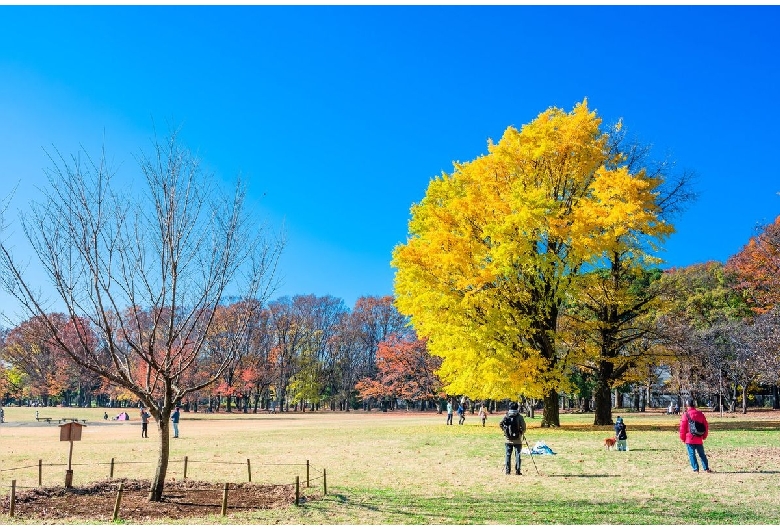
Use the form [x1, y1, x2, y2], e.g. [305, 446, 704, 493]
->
[295, 476, 299, 506]
[221, 483, 228, 517]
[247, 458, 251, 483]
[323, 468, 327, 495]
[113, 482, 123, 521]
[38, 459, 42, 486]
[183, 456, 188, 480]
[10, 480, 16, 517]
[65, 438, 74, 488]
[306, 459, 310, 488]
[68, 439, 74, 469]
[110, 457, 115, 479]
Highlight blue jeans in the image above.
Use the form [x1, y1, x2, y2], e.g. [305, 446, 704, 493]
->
[505, 443, 522, 474]
[173, 422, 179, 437]
[686, 443, 709, 471]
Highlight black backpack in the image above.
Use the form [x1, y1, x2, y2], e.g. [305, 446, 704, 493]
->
[501, 413, 522, 439]
[686, 413, 706, 437]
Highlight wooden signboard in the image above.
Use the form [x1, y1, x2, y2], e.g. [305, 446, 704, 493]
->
[59, 421, 83, 442]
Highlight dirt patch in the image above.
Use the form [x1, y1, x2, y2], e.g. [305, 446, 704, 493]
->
[3, 478, 301, 522]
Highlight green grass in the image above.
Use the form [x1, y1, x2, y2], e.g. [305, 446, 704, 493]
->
[1, 405, 779, 524]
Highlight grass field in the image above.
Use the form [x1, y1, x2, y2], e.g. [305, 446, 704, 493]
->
[1, 404, 779, 524]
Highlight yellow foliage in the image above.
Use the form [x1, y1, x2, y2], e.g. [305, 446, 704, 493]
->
[392, 99, 673, 402]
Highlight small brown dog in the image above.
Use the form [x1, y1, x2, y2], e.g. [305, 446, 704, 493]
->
[604, 437, 616, 450]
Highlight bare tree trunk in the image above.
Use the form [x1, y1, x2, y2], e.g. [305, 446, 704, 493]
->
[149, 411, 172, 502]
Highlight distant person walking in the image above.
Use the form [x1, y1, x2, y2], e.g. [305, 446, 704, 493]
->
[614, 416, 628, 451]
[478, 403, 487, 427]
[171, 407, 181, 438]
[680, 398, 711, 472]
[457, 402, 465, 425]
[499, 402, 526, 475]
[446, 401, 453, 425]
[141, 408, 151, 438]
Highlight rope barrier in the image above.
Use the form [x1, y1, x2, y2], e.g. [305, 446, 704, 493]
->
[1, 461, 326, 486]
[5, 476, 319, 498]
[181, 460, 306, 467]
[0, 459, 312, 472]
[0, 465, 39, 472]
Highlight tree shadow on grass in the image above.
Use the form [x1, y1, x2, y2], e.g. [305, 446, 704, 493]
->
[558, 421, 780, 432]
[710, 421, 780, 431]
[303, 489, 774, 525]
[545, 473, 621, 478]
[557, 424, 681, 432]
[184, 415, 300, 422]
[714, 470, 780, 475]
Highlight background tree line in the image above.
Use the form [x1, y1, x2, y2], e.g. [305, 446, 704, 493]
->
[0, 294, 446, 414]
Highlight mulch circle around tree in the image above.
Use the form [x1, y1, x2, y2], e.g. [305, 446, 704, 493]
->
[3, 478, 301, 522]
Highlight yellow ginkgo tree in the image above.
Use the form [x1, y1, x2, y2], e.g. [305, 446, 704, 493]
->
[392, 99, 680, 427]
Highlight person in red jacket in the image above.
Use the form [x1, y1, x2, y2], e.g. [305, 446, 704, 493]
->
[680, 398, 712, 472]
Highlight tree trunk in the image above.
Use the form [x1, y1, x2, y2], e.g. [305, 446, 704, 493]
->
[148, 411, 172, 502]
[593, 360, 614, 425]
[742, 384, 748, 414]
[541, 389, 560, 427]
[773, 385, 780, 410]
[728, 384, 737, 412]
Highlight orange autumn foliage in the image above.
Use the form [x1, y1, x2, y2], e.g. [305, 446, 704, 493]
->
[355, 335, 441, 403]
[726, 215, 780, 313]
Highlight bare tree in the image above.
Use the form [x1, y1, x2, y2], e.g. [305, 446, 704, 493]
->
[753, 308, 780, 408]
[0, 131, 283, 501]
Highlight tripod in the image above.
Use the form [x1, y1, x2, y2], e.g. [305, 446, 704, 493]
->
[522, 433, 540, 475]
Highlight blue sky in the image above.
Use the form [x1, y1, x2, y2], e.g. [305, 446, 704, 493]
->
[1, 5, 779, 321]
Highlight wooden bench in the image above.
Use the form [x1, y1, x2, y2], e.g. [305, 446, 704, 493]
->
[58, 418, 88, 424]
[36, 417, 53, 423]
